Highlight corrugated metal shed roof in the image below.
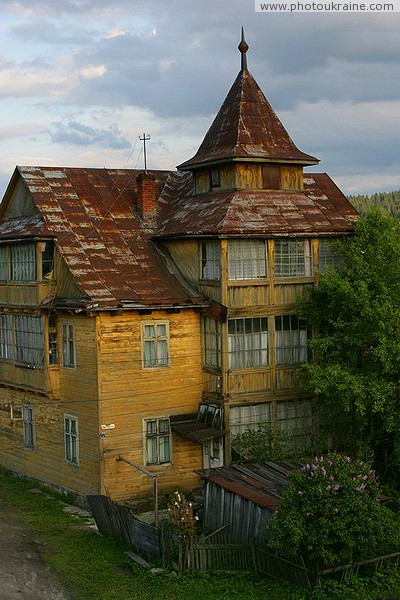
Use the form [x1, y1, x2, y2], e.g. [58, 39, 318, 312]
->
[197, 462, 297, 510]
[157, 172, 358, 238]
[178, 68, 318, 170]
[2, 166, 205, 310]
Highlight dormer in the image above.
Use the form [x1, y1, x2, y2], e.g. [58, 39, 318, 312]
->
[177, 29, 319, 195]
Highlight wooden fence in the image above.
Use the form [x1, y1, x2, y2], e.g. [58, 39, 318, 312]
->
[87, 495, 163, 558]
[87, 495, 400, 588]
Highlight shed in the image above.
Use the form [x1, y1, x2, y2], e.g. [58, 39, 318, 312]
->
[197, 462, 297, 544]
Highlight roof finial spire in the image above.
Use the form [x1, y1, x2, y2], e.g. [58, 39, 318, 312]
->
[238, 27, 249, 71]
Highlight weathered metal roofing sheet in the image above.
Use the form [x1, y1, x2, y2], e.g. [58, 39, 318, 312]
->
[157, 171, 358, 238]
[178, 68, 318, 170]
[13, 166, 205, 309]
[198, 462, 297, 510]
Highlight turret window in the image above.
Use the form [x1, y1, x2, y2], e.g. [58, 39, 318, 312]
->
[210, 168, 220, 188]
[201, 241, 221, 280]
[228, 240, 267, 280]
[274, 239, 312, 278]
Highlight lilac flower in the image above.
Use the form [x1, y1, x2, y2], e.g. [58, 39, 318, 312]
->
[333, 484, 341, 491]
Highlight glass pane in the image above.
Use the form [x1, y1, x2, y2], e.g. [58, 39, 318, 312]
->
[159, 436, 170, 463]
[146, 420, 157, 435]
[159, 419, 169, 434]
[147, 437, 157, 464]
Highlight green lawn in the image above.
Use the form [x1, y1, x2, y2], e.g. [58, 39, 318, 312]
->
[0, 469, 399, 600]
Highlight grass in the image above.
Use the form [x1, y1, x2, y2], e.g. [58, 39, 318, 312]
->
[0, 468, 399, 600]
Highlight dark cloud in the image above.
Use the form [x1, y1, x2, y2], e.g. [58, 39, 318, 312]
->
[49, 120, 131, 149]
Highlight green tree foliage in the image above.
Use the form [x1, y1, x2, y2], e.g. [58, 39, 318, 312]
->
[349, 190, 400, 218]
[232, 427, 290, 463]
[298, 210, 400, 462]
[269, 454, 398, 568]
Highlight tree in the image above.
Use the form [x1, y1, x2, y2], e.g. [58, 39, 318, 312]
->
[269, 453, 398, 568]
[298, 209, 400, 466]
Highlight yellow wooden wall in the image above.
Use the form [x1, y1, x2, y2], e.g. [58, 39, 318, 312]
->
[96, 309, 203, 501]
[0, 315, 100, 497]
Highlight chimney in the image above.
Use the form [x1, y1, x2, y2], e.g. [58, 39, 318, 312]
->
[136, 171, 157, 219]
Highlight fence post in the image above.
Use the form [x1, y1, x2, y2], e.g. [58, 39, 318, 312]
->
[160, 521, 173, 568]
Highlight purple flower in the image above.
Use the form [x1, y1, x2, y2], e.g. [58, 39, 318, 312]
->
[333, 484, 341, 491]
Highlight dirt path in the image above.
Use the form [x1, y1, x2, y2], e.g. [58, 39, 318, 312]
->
[0, 499, 70, 600]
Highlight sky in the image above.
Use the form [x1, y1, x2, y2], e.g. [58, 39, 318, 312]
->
[1, 0, 400, 198]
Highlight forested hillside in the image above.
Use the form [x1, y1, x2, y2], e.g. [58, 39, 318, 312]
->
[348, 190, 400, 217]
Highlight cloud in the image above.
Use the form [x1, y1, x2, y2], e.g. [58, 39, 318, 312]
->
[11, 19, 95, 45]
[49, 120, 132, 149]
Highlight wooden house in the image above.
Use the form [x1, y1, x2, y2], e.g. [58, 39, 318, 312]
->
[0, 34, 358, 501]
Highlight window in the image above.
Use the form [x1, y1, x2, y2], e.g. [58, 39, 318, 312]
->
[262, 165, 281, 190]
[62, 324, 75, 368]
[202, 317, 222, 369]
[210, 168, 220, 188]
[41, 241, 55, 279]
[201, 240, 221, 280]
[145, 418, 171, 465]
[23, 405, 35, 449]
[142, 322, 169, 368]
[228, 317, 268, 369]
[0, 246, 7, 281]
[48, 314, 58, 365]
[276, 399, 313, 450]
[274, 239, 312, 278]
[0, 314, 13, 360]
[228, 240, 268, 280]
[64, 415, 79, 465]
[318, 238, 341, 273]
[15, 316, 44, 365]
[275, 315, 309, 365]
[230, 403, 271, 438]
[10, 243, 36, 281]
[197, 403, 223, 430]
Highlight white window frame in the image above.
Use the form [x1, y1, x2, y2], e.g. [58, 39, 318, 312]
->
[274, 239, 312, 278]
[144, 417, 172, 465]
[228, 317, 269, 369]
[275, 315, 309, 365]
[62, 323, 76, 368]
[142, 321, 169, 369]
[23, 404, 35, 449]
[228, 240, 268, 281]
[201, 240, 221, 281]
[64, 414, 79, 465]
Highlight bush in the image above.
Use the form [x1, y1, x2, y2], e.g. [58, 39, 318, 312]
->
[269, 453, 399, 568]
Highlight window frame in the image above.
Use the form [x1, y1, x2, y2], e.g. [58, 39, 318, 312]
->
[202, 316, 222, 369]
[228, 239, 268, 281]
[228, 316, 269, 370]
[274, 314, 309, 365]
[23, 404, 35, 450]
[142, 321, 170, 369]
[274, 239, 312, 278]
[64, 414, 79, 466]
[200, 240, 221, 281]
[144, 417, 172, 465]
[62, 323, 76, 369]
[318, 238, 342, 274]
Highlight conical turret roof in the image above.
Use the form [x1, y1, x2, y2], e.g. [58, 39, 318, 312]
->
[178, 33, 318, 170]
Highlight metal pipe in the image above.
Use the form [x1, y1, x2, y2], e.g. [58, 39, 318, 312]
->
[116, 455, 159, 527]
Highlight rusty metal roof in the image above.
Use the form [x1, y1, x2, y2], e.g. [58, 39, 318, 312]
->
[197, 462, 297, 510]
[2, 166, 205, 310]
[157, 171, 358, 238]
[178, 67, 318, 170]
